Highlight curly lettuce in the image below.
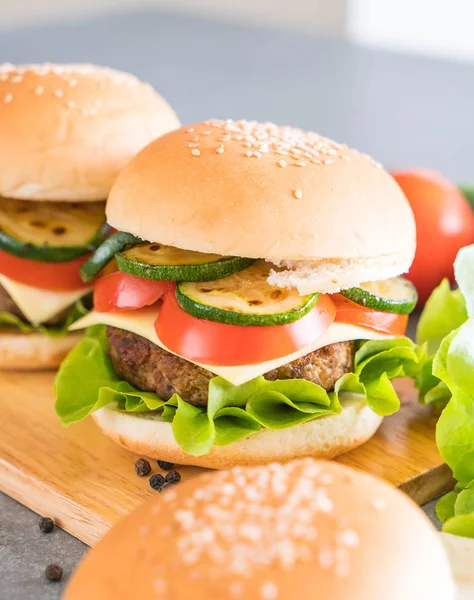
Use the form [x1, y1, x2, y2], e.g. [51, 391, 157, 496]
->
[419, 245, 474, 538]
[0, 299, 89, 337]
[55, 325, 424, 456]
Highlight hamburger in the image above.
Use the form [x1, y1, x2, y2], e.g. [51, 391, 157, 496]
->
[0, 63, 179, 369]
[55, 119, 424, 468]
[64, 458, 455, 600]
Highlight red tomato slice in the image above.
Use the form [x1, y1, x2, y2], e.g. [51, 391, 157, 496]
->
[0, 249, 90, 291]
[155, 292, 336, 366]
[94, 271, 173, 312]
[332, 295, 408, 337]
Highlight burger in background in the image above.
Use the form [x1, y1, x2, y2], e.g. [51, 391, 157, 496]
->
[64, 458, 455, 600]
[55, 120, 424, 467]
[0, 63, 180, 369]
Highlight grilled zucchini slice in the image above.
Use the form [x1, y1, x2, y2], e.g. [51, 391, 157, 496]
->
[0, 197, 109, 262]
[116, 243, 254, 281]
[176, 261, 320, 326]
[340, 277, 418, 314]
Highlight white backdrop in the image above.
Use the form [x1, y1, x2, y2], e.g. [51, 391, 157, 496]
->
[0, 0, 472, 63]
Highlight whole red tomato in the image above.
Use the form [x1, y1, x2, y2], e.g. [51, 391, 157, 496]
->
[392, 169, 474, 305]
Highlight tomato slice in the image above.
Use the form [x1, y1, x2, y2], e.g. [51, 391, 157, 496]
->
[94, 271, 173, 312]
[0, 249, 90, 291]
[332, 295, 408, 336]
[155, 291, 336, 366]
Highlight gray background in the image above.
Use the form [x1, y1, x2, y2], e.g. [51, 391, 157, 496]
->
[0, 10, 470, 599]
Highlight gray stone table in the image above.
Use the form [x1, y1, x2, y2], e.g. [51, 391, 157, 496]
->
[0, 9, 468, 598]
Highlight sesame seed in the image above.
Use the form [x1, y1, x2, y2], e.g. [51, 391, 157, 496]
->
[261, 582, 279, 599]
[216, 146, 224, 154]
[66, 100, 76, 108]
[371, 497, 387, 510]
[34, 86, 44, 95]
[341, 154, 351, 161]
[54, 89, 64, 98]
[278, 160, 286, 168]
[187, 127, 194, 133]
[11, 75, 22, 83]
[253, 151, 262, 158]
[295, 161, 307, 167]
[230, 582, 245, 597]
[68, 79, 78, 87]
[153, 579, 167, 594]
[293, 188, 303, 199]
[4, 93, 13, 104]
[191, 149, 201, 156]
[188, 142, 199, 148]
[339, 529, 359, 548]
[202, 130, 212, 135]
[245, 151, 253, 157]
[191, 135, 199, 142]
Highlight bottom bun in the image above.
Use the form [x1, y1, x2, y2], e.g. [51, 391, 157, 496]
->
[92, 394, 383, 468]
[0, 330, 83, 370]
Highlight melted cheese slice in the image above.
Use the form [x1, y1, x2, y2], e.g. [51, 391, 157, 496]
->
[70, 306, 393, 386]
[0, 274, 91, 326]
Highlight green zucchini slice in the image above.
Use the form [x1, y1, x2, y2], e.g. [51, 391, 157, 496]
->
[80, 232, 142, 282]
[176, 261, 320, 326]
[0, 197, 110, 262]
[340, 277, 418, 314]
[116, 243, 254, 281]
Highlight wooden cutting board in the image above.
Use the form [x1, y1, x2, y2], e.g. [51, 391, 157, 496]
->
[0, 371, 453, 547]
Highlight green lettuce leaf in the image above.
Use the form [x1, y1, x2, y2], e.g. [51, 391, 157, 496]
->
[0, 299, 89, 337]
[421, 244, 474, 538]
[55, 326, 424, 456]
[416, 279, 467, 355]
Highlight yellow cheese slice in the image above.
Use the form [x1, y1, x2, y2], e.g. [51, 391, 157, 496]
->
[70, 306, 393, 386]
[0, 274, 91, 326]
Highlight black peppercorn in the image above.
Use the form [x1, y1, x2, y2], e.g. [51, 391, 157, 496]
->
[149, 473, 166, 491]
[134, 458, 151, 477]
[45, 564, 63, 582]
[39, 517, 55, 534]
[157, 460, 175, 471]
[165, 470, 181, 484]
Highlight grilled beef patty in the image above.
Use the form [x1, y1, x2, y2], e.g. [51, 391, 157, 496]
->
[106, 326, 356, 407]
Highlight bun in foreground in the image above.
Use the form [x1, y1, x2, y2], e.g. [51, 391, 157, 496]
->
[64, 458, 455, 600]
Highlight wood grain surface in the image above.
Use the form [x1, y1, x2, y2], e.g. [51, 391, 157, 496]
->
[0, 372, 453, 547]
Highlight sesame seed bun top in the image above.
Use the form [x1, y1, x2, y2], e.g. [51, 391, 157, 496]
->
[106, 120, 416, 280]
[0, 63, 180, 201]
[64, 459, 454, 600]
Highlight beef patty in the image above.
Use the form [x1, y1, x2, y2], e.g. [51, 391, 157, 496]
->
[0, 284, 23, 317]
[107, 326, 356, 407]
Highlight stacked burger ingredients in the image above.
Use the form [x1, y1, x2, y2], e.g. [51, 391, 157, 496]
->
[55, 119, 425, 467]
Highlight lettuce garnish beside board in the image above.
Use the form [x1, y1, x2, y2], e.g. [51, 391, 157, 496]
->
[417, 244, 474, 538]
[55, 326, 423, 456]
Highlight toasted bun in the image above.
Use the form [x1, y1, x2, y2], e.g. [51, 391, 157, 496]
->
[0, 63, 180, 201]
[92, 394, 382, 469]
[107, 120, 416, 286]
[0, 330, 83, 370]
[64, 458, 455, 600]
